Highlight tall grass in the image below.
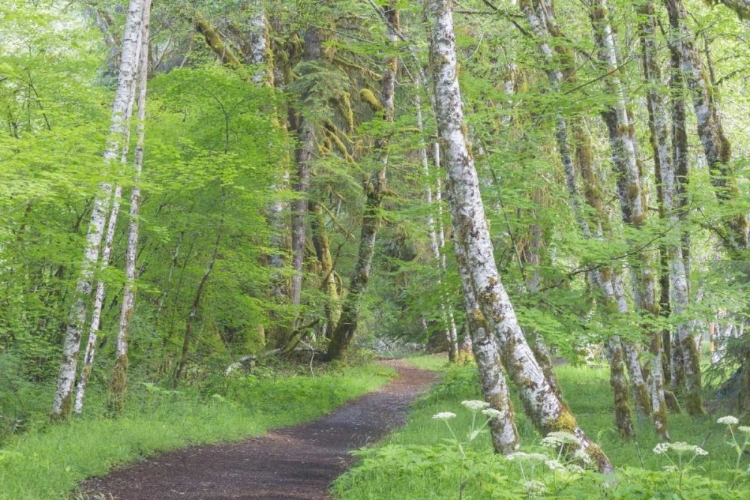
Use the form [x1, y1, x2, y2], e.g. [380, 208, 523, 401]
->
[0, 364, 395, 500]
[333, 362, 750, 499]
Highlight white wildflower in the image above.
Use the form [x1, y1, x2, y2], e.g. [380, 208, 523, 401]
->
[572, 449, 592, 465]
[523, 480, 548, 496]
[461, 400, 490, 412]
[545, 459, 566, 472]
[665, 442, 708, 456]
[507, 452, 548, 462]
[482, 408, 503, 419]
[662, 465, 678, 473]
[566, 464, 585, 474]
[738, 426, 750, 434]
[718, 416, 739, 425]
[541, 431, 578, 447]
[653, 442, 669, 455]
[432, 412, 456, 420]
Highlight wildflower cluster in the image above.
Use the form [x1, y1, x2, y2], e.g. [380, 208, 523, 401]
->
[716, 415, 750, 478]
[652, 442, 708, 456]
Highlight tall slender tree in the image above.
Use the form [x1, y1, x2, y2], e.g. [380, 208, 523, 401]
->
[51, 0, 147, 420]
[427, 0, 612, 472]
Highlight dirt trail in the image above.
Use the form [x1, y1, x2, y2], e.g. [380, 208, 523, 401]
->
[81, 360, 434, 500]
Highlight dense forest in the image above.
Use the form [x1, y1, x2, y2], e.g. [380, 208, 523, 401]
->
[1, 0, 750, 497]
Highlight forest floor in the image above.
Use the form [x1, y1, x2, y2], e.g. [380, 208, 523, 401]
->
[80, 359, 435, 500]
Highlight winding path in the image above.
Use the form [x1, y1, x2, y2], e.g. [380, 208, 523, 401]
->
[82, 360, 434, 499]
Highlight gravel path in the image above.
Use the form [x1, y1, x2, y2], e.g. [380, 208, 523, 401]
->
[81, 360, 434, 500]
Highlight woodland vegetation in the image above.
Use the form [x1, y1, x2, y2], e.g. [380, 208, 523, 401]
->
[1, 0, 750, 497]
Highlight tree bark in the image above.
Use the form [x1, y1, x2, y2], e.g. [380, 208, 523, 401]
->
[637, 0, 676, 432]
[590, 0, 664, 429]
[520, 0, 635, 439]
[310, 201, 340, 338]
[289, 27, 320, 313]
[416, 93, 459, 362]
[110, 0, 152, 416]
[73, 186, 122, 415]
[454, 224, 519, 454]
[428, 0, 613, 473]
[665, 0, 748, 251]
[664, 0, 709, 415]
[51, 0, 146, 420]
[326, 5, 398, 361]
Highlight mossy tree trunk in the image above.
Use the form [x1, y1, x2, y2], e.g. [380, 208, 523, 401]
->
[428, 0, 613, 473]
[520, 0, 635, 440]
[454, 225, 519, 454]
[665, 0, 712, 416]
[326, 4, 398, 361]
[310, 201, 340, 338]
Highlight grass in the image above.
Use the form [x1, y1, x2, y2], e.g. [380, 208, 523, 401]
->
[333, 359, 750, 499]
[0, 364, 395, 500]
[403, 353, 451, 371]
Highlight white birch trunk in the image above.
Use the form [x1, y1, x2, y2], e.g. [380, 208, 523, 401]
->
[73, 186, 122, 415]
[111, 0, 152, 415]
[51, 0, 146, 419]
[427, 0, 612, 472]
[454, 226, 519, 453]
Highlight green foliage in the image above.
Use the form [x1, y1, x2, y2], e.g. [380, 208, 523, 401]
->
[334, 364, 750, 499]
[0, 364, 394, 500]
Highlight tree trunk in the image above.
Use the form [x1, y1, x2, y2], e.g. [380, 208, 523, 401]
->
[664, 0, 748, 251]
[110, 0, 152, 416]
[73, 186, 122, 415]
[638, 0, 675, 432]
[664, 0, 707, 415]
[289, 27, 320, 313]
[51, 0, 146, 420]
[310, 201, 340, 338]
[454, 223, 519, 454]
[326, 4, 398, 361]
[174, 222, 222, 387]
[590, 0, 663, 428]
[416, 93, 458, 362]
[428, 0, 613, 473]
[520, 0, 635, 439]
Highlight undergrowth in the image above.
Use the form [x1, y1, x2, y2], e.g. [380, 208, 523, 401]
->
[0, 363, 395, 500]
[333, 361, 750, 499]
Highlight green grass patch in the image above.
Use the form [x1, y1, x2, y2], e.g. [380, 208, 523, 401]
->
[0, 364, 395, 500]
[333, 364, 750, 499]
[403, 354, 451, 371]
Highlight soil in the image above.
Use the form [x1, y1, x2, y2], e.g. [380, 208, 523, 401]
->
[80, 359, 435, 500]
